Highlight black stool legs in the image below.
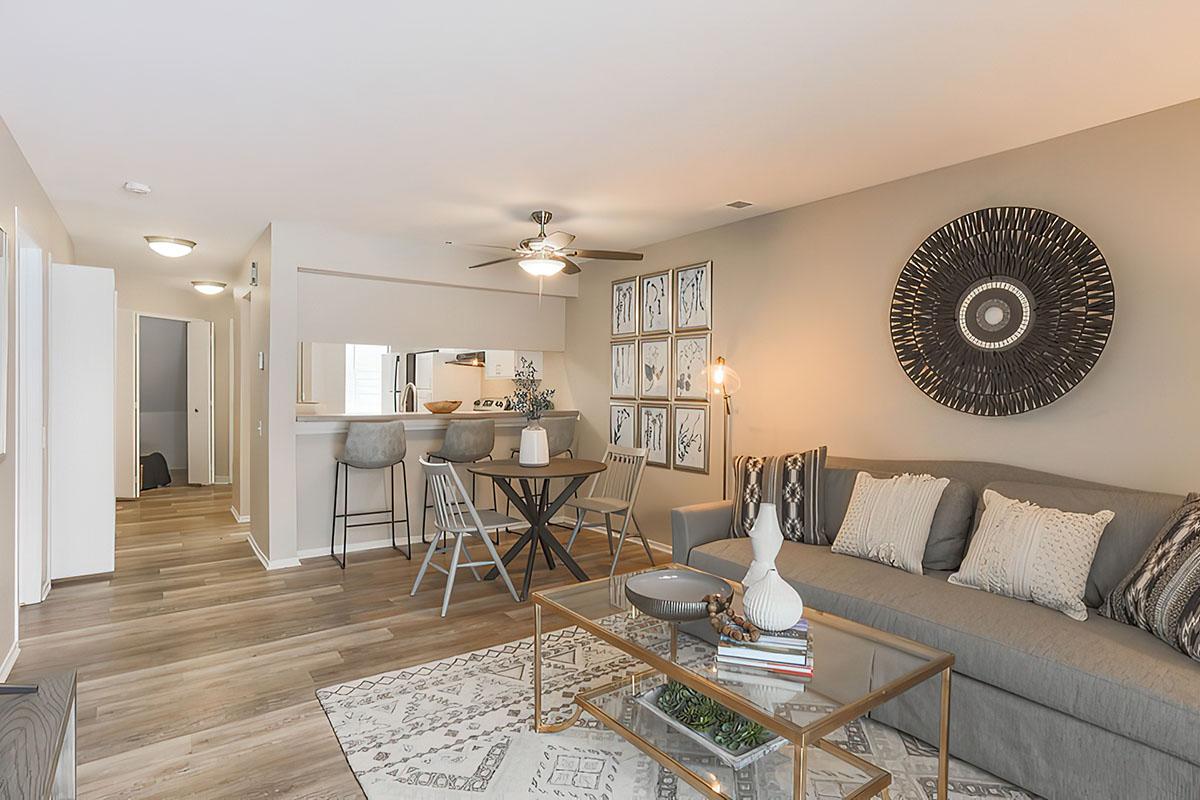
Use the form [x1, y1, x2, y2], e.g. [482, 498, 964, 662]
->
[330, 461, 413, 569]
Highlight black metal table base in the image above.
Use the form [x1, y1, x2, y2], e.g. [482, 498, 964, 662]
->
[483, 476, 589, 600]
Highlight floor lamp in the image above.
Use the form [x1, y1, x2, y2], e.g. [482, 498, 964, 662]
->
[710, 357, 741, 500]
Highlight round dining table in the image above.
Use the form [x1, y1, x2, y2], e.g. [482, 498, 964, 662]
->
[468, 458, 606, 601]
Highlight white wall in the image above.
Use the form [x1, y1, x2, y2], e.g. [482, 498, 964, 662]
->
[138, 316, 188, 469]
[0, 117, 74, 678]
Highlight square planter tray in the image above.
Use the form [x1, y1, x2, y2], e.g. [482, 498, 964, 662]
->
[634, 683, 788, 771]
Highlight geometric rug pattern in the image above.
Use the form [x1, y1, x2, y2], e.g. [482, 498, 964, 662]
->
[317, 623, 1039, 799]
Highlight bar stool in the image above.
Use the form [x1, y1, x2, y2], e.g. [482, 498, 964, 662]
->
[330, 420, 411, 569]
[421, 418, 497, 545]
[507, 416, 577, 521]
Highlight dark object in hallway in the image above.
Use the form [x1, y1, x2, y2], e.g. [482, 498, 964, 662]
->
[891, 206, 1114, 416]
[140, 452, 172, 490]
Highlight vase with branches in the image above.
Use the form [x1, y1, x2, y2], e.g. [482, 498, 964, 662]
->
[509, 361, 555, 465]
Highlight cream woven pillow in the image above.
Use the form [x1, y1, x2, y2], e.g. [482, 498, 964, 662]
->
[949, 489, 1114, 620]
[831, 472, 949, 574]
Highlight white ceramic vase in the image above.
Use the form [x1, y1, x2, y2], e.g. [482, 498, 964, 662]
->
[518, 422, 550, 467]
[742, 503, 783, 588]
[742, 568, 804, 632]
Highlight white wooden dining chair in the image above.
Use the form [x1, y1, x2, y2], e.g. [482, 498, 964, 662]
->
[564, 444, 655, 576]
[412, 459, 521, 616]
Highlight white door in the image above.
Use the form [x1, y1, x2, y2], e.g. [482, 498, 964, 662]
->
[114, 308, 139, 498]
[16, 232, 46, 604]
[48, 263, 115, 579]
[186, 320, 214, 485]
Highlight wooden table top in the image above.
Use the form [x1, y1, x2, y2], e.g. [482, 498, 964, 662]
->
[468, 458, 606, 480]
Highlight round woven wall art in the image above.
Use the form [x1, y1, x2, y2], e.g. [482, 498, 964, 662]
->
[890, 207, 1114, 416]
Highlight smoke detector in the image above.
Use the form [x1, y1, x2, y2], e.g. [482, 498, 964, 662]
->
[123, 181, 152, 195]
[725, 200, 753, 209]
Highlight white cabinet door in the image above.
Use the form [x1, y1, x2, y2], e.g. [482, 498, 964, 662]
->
[484, 349, 514, 379]
[515, 351, 543, 379]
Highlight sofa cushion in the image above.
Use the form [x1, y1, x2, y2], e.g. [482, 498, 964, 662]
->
[825, 467, 975, 571]
[732, 448, 828, 544]
[688, 537, 1200, 766]
[982, 481, 1183, 607]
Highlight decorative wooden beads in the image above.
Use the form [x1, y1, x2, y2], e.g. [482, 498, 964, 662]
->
[703, 593, 760, 642]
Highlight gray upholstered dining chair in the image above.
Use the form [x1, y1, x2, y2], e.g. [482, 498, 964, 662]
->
[330, 420, 411, 569]
[412, 459, 521, 616]
[564, 444, 655, 576]
[508, 415, 576, 459]
[421, 418, 497, 545]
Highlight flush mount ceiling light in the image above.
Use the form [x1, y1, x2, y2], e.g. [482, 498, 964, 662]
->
[145, 236, 196, 258]
[191, 280, 226, 295]
[518, 251, 566, 277]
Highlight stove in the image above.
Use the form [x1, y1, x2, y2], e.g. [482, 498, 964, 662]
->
[472, 397, 511, 412]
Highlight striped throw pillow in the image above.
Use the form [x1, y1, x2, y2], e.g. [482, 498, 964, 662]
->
[830, 472, 950, 574]
[731, 447, 827, 544]
[1101, 493, 1200, 661]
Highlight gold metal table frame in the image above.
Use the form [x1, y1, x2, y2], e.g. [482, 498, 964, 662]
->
[531, 564, 954, 800]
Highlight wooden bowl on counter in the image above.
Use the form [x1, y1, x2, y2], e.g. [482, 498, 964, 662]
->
[423, 400, 463, 414]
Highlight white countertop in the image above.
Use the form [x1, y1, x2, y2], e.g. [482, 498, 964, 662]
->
[295, 409, 578, 434]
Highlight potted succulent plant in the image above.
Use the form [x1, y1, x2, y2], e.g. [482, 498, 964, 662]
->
[508, 359, 555, 466]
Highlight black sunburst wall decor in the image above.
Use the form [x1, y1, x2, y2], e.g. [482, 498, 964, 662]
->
[890, 207, 1114, 417]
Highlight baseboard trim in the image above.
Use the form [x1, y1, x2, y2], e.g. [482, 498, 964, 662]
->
[297, 537, 400, 560]
[230, 506, 250, 524]
[550, 518, 672, 555]
[245, 534, 301, 570]
[215, 475, 231, 485]
[0, 640, 19, 681]
[40, 579, 51, 602]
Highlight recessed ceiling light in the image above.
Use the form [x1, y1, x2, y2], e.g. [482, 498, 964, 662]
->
[123, 181, 152, 195]
[725, 200, 753, 209]
[191, 280, 227, 295]
[145, 236, 196, 258]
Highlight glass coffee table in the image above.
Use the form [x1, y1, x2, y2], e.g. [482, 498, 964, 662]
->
[532, 564, 954, 799]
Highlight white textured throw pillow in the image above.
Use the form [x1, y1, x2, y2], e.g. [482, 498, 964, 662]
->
[831, 472, 949, 575]
[949, 489, 1114, 621]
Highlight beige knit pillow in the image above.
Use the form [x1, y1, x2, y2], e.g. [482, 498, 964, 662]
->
[949, 489, 1114, 620]
[831, 472, 949, 574]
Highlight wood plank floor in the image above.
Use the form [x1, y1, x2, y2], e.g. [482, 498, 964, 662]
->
[13, 482, 659, 799]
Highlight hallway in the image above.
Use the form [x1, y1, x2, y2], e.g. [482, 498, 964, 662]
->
[12, 483, 655, 798]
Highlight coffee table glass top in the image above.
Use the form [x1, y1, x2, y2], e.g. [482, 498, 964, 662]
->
[535, 564, 952, 742]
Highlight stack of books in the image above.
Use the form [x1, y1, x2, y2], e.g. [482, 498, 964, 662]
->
[716, 620, 811, 678]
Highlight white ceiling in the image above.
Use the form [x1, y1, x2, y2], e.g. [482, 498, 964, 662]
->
[3, 1, 1199, 289]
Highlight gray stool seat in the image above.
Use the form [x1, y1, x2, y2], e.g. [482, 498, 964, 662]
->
[429, 418, 495, 463]
[331, 420, 412, 568]
[509, 416, 576, 459]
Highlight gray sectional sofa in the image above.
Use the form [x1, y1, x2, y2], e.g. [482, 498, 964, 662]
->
[671, 457, 1199, 800]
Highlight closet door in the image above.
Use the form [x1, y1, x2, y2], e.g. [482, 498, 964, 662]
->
[186, 320, 215, 485]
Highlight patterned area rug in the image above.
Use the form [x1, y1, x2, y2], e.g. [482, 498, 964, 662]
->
[316, 623, 1038, 799]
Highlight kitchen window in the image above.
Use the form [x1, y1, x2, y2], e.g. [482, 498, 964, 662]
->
[344, 343, 388, 414]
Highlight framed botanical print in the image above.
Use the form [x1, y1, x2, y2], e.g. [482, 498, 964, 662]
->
[639, 270, 672, 334]
[611, 276, 637, 338]
[672, 404, 709, 473]
[673, 333, 710, 401]
[611, 341, 636, 399]
[637, 403, 669, 468]
[638, 337, 671, 400]
[610, 402, 635, 447]
[674, 260, 712, 332]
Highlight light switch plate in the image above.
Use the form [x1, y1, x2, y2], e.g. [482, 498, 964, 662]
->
[258, 351, 265, 370]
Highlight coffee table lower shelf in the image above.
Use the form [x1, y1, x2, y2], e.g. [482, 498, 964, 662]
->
[564, 671, 891, 800]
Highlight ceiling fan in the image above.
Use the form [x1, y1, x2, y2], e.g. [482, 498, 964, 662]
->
[464, 210, 643, 276]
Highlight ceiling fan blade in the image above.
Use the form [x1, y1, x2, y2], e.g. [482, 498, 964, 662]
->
[568, 249, 643, 261]
[561, 257, 581, 275]
[544, 231, 576, 250]
[467, 256, 520, 269]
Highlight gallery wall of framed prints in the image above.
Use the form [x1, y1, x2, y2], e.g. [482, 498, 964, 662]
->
[609, 260, 712, 472]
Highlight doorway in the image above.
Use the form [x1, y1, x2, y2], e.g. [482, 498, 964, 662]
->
[136, 314, 214, 490]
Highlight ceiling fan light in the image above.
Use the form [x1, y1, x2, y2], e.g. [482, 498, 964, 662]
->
[145, 236, 196, 258]
[519, 253, 565, 277]
[191, 280, 226, 295]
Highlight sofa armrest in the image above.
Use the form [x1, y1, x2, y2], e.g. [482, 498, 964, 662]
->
[671, 501, 734, 564]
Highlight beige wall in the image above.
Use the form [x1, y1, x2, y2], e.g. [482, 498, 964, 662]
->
[113, 275, 236, 482]
[565, 100, 1200, 544]
[0, 117, 75, 676]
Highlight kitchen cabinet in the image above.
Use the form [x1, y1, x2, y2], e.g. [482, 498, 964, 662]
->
[485, 350, 542, 379]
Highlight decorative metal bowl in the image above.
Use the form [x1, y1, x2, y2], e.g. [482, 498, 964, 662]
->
[423, 400, 462, 414]
[624, 569, 733, 622]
